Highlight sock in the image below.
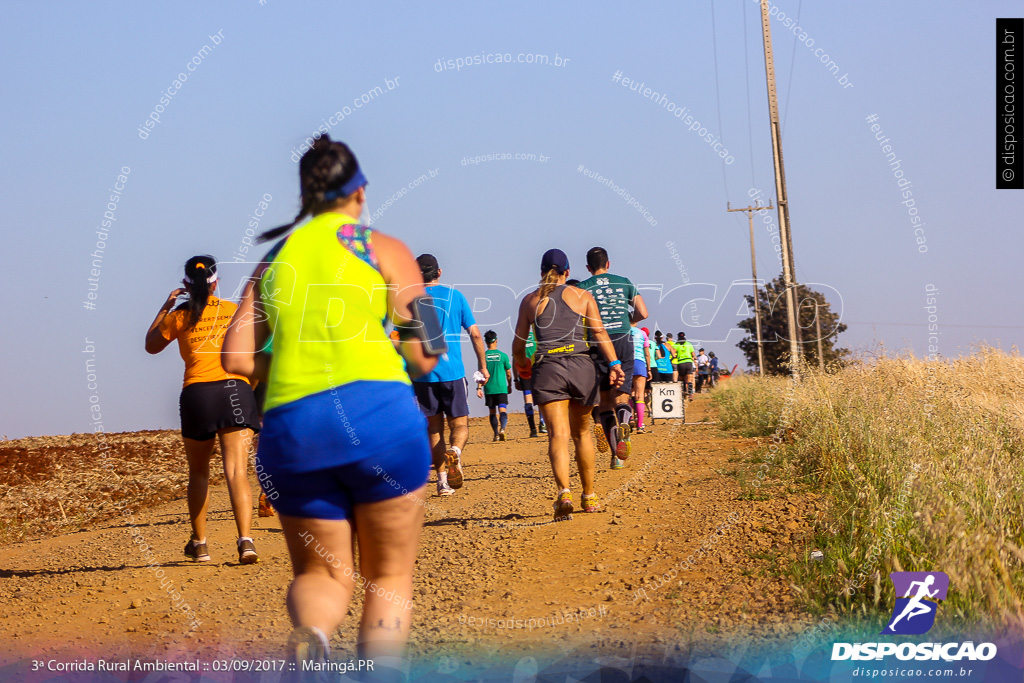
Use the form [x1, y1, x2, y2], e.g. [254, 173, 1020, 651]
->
[616, 403, 633, 427]
[489, 413, 499, 434]
[451, 446, 461, 457]
[636, 402, 645, 429]
[237, 536, 253, 547]
[499, 412, 508, 430]
[191, 538, 206, 546]
[600, 410, 617, 451]
[439, 471, 449, 487]
[689, 381, 695, 395]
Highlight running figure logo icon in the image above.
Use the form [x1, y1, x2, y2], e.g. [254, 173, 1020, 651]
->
[881, 571, 949, 635]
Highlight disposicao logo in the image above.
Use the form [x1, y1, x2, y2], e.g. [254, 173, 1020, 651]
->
[881, 571, 948, 635]
[832, 571, 997, 662]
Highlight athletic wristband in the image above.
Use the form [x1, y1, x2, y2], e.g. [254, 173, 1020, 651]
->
[608, 360, 622, 367]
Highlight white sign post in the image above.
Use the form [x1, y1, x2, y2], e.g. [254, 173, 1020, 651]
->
[651, 382, 685, 423]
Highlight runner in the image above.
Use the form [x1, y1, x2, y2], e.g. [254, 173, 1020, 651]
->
[477, 330, 512, 441]
[652, 330, 675, 382]
[145, 255, 261, 565]
[696, 347, 711, 393]
[413, 254, 489, 496]
[674, 332, 697, 399]
[221, 135, 440, 671]
[578, 247, 648, 467]
[630, 322, 653, 433]
[512, 249, 624, 519]
[513, 329, 547, 438]
[709, 351, 720, 388]
[665, 333, 678, 381]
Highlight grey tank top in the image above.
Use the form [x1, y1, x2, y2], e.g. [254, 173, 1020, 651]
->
[534, 285, 589, 356]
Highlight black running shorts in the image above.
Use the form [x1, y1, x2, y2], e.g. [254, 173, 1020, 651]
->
[531, 354, 600, 406]
[179, 379, 261, 441]
[484, 393, 509, 408]
[596, 334, 635, 393]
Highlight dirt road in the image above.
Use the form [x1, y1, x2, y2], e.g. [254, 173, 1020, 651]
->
[0, 395, 821, 674]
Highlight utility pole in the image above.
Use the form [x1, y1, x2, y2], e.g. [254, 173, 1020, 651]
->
[759, 0, 801, 372]
[812, 299, 825, 372]
[727, 201, 772, 376]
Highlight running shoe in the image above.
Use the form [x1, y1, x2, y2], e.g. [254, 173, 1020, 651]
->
[493, 434, 500, 442]
[581, 493, 601, 513]
[446, 448, 464, 489]
[611, 455, 625, 470]
[498, 429, 506, 442]
[636, 425, 646, 434]
[183, 538, 210, 562]
[287, 626, 330, 672]
[615, 423, 632, 460]
[258, 492, 275, 517]
[437, 480, 455, 497]
[553, 490, 574, 520]
[237, 538, 258, 565]
[539, 422, 548, 434]
[529, 429, 539, 438]
[593, 423, 610, 453]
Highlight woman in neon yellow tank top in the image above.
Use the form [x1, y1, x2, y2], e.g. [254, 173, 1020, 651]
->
[223, 135, 438, 668]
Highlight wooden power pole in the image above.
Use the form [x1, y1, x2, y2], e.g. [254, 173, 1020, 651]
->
[759, 0, 801, 372]
[727, 201, 773, 376]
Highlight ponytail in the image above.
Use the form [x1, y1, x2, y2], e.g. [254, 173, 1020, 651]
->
[538, 266, 561, 302]
[259, 133, 363, 243]
[183, 255, 217, 330]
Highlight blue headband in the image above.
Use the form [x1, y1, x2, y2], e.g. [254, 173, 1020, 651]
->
[322, 168, 367, 201]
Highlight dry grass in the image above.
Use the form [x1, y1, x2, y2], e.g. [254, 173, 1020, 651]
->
[0, 430, 203, 544]
[714, 347, 1024, 637]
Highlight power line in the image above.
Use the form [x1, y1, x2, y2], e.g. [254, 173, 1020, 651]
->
[743, 0, 757, 191]
[710, 0, 731, 201]
[781, 0, 803, 139]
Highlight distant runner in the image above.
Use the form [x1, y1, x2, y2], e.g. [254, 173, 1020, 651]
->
[630, 323, 652, 433]
[578, 247, 647, 467]
[513, 329, 547, 438]
[674, 332, 697, 399]
[413, 254, 489, 496]
[477, 330, 512, 442]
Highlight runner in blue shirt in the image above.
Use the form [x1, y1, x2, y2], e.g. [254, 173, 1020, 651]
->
[412, 254, 489, 496]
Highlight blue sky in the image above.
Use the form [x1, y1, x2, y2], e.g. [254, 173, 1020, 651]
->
[1, 1, 1020, 438]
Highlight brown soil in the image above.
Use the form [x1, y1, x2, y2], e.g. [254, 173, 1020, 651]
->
[0, 395, 822, 670]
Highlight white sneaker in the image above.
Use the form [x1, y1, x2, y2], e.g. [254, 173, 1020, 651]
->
[437, 480, 455, 497]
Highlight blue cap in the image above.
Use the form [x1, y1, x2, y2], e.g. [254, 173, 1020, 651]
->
[541, 248, 570, 274]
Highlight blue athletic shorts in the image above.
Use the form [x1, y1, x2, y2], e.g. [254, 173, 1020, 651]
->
[413, 378, 470, 418]
[257, 381, 431, 520]
[634, 359, 648, 379]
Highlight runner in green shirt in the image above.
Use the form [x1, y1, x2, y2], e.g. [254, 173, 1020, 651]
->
[477, 330, 513, 441]
[513, 329, 546, 437]
[578, 247, 648, 467]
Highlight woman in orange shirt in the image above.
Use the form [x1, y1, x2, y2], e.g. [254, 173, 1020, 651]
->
[145, 255, 261, 565]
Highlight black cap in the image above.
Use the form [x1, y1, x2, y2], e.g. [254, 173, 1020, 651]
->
[540, 248, 570, 274]
[484, 330, 498, 344]
[416, 254, 439, 280]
